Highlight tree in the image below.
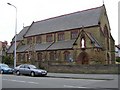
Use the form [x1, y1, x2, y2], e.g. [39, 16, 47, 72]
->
[2, 55, 14, 65]
[116, 57, 120, 62]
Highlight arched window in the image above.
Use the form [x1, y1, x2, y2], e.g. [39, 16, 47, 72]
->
[80, 33, 86, 48]
[104, 25, 109, 50]
[58, 32, 65, 41]
[18, 53, 21, 62]
[46, 34, 53, 42]
[64, 51, 73, 62]
[71, 30, 78, 39]
[49, 51, 55, 61]
[104, 25, 109, 37]
[37, 52, 43, 61]
[21, 53, 25, 62]
[36, 35, 42, 43]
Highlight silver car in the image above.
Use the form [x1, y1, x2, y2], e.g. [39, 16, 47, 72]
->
[14, 64, 47, 77]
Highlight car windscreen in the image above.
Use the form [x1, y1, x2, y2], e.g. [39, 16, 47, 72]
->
[2, 64, 9, 68]
[29, 65, 37, 69]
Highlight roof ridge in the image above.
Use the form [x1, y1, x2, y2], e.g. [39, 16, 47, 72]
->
[18, 26, 29, 34]
[34, 5, 103, 24]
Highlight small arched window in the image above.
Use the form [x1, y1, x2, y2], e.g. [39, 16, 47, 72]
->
[63, 51, 73, 62]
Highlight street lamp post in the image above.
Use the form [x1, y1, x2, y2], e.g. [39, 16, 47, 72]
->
[7, 3, 17, 68]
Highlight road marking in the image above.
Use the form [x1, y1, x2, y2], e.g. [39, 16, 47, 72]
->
[27, 81, 39, 84]
[64, 85, 88, 88]
[2, 79, 39, 84]
[10, 79, 26, 83]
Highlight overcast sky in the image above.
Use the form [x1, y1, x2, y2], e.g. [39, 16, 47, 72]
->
[0, 0, 119, 45]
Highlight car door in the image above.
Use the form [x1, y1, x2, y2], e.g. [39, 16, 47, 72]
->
[24, 65, 31, 75]
[19, 65, 25, 74]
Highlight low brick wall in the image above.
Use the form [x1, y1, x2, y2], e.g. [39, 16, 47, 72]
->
[47, 64, 119, 74]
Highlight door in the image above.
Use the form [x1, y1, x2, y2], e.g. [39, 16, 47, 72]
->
[19, 65, 25, 74]
[24, 65, 31, 75]
[77, 51, 89, 64]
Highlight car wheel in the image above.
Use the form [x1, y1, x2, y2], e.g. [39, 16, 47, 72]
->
[30, 72, 35, 77]
[0, 70, 4, 74]
[16, 71, 20, 75]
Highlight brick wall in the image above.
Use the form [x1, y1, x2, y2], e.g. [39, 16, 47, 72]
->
[46, 64, 119, 74]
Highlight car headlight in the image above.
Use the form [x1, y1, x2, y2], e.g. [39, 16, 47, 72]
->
[37, 71, 42, 73]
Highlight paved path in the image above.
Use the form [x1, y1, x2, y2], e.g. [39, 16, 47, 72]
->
[48, 73, 118, 80]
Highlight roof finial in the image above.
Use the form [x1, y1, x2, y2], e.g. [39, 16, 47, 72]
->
[103, 0, 104, 4]
[82, 25, 84, 30]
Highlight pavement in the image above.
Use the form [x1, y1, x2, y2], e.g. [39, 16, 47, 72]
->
[47, 73, 118, 80]
[47, 73, 119, 89]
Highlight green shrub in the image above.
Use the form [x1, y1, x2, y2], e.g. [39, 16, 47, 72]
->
[116, 57, 120, 62]
[2, 56, 14, 65]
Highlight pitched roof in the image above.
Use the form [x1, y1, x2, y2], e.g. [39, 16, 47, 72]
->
[7, 43, 14, 53]
[24, 5, 104, 37]
[86, 33, 102, 48]
[35, 42, 53, 51]
[17, 45, 30, 53]
[47, 39, 76, 50]
[7, 26, 29, 53]
[13, 26, 29, 41]
[16, 42, 53, 53]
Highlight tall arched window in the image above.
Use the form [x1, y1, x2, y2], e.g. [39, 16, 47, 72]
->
[18, 53, 21, 62]
[104, 25, 109, 50]
[80, 33, 86, 48]
[104, 25, 109, 37]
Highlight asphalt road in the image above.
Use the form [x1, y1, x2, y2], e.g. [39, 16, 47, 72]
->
[1, 74, 119, 89]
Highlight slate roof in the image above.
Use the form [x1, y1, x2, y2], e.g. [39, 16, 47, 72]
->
[86, 32, 102, 48]
[24, 5, 104, 37]
[35, 42, 53, 51]
[17, 45, 30, 53]
[7, 43, 15, 53]
[13, 26, 29, 41]
[15, 42, 54, 53]
[7, 26, 29, 53]
[47, 40, 76, 50]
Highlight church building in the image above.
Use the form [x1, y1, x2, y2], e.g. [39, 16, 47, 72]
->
[7, 5, 115, 68]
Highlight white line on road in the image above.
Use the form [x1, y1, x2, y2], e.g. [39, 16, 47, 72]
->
[2, 79, 39, 84]
[64, 85, 89, 88]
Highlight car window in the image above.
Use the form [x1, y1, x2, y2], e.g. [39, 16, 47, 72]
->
[29, 65, 37, 69]
[19, 65, 24, 68]
[2, 64, 9, 68]
[24, 65, 29, 69]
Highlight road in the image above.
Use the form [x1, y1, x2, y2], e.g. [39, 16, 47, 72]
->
[1, 73, 119, 89]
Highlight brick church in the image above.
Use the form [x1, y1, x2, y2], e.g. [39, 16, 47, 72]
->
[7, 5, 115, 68]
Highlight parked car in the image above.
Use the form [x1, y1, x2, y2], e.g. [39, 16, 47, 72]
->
[14, 64, 47, 77]
[0, 63, 13, 74]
